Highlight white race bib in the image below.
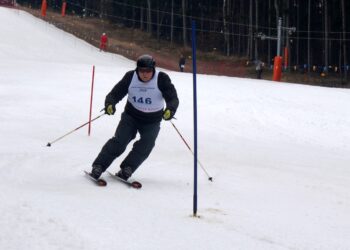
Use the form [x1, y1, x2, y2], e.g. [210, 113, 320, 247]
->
[127, 71, 164, 113]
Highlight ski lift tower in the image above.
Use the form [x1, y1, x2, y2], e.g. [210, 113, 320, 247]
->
[257, 17, 296, 81]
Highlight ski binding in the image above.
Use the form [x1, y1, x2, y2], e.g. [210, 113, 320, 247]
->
[84, 170, 107, 186]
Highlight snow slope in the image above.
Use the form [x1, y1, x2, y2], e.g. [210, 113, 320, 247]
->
[1, 7, 350, 250]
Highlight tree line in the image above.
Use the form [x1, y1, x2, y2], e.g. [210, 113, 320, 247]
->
[17, 0, 349, 77]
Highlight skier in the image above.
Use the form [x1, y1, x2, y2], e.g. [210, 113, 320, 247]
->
[90, 54, 179, 181]
[99, 33, 108, 51]
[179, 55, 186, 72]
[255, 60, 263, 79]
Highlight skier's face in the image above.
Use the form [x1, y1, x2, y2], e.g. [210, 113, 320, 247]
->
[138, 67, 153, 82]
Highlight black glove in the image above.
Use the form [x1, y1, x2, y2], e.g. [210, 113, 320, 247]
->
[163, 109, 174, 120]
[105, 103, 116, 115]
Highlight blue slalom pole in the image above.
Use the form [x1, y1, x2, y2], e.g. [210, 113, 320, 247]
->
[191, 20, 198, 217]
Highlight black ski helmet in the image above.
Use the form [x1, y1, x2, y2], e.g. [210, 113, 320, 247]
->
[137, 54, 156, 69]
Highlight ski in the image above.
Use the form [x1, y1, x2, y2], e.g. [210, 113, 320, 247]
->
[84, 171, 107, 186]
[107, 171, 142, 189]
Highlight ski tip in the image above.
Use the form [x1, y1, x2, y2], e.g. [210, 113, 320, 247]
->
[97, 180, 107, 186]
[131, 182, 142, 189]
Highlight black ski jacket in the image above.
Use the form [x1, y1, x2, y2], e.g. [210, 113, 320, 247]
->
[105, 70, 179, 123]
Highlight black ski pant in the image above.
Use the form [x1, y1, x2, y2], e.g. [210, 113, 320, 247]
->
[256, 69, 263, 79]
[92, 112, 160, 175]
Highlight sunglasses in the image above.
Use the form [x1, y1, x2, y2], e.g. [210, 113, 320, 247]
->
[138, 68, 153, 73]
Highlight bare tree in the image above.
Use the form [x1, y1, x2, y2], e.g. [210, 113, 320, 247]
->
[223, 0, 230, 56]
[268, 0, 272, 65]
[182, 0, 187, 47]
[140, 6, 144, 30]
[230, 0, 236, 55]
[83, 0, 88, 18]
[156, 1, 168, 42]
[339, 33, 343, 75]
[255, 0, 259, 60]
[147, 0, 152, 34]
[100, 0, 105, 19]
[170, 0, 174, 45]
[157, 1, 160, 41]
[131, 1, 136, 28]
[324, 0, 328, 72]
[247, 0, 253, 59]
[341, 0, 348, 81]
[307, 0, 311, 73]
[237, 0, 245, 56]
[296, 0, 300, 67]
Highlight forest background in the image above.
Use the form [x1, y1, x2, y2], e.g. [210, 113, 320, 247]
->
[10, 0, 350, 87]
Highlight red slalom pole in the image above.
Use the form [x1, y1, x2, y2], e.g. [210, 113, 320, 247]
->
[88, 65, 95, 136]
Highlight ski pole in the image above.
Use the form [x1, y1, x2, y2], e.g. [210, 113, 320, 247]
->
[47, 113, 106, 147]
[170, 120, 213, 181]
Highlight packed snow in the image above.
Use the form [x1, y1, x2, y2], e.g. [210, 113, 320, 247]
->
[1, 7, 350, 250]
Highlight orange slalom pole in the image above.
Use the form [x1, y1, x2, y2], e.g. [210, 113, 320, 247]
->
[61, 2, 67, 17]
[273, 56, 283, 81]
[41, 0, 47, 17]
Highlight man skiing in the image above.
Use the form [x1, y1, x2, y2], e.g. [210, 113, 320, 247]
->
[89, 54, 179, 181]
